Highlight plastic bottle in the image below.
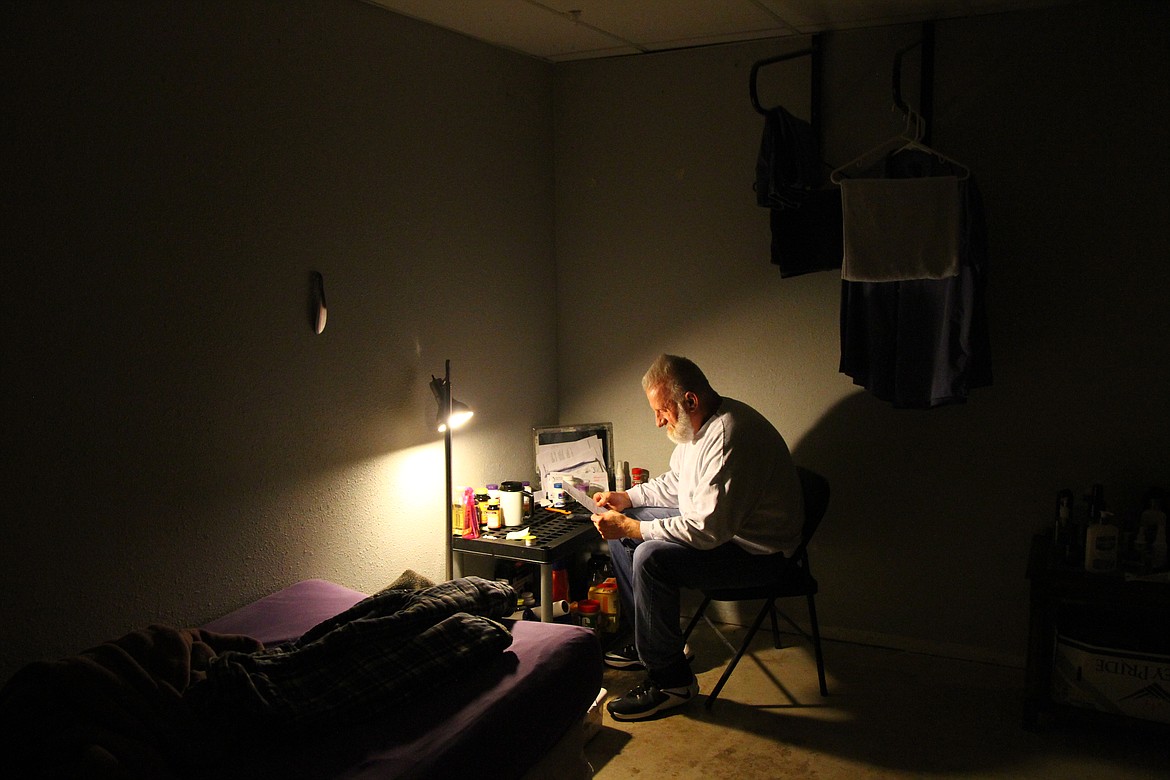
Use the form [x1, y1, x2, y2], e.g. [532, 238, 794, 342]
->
[615, 461, 628, 492]
[522, 481, 534, 519]
[551, 561, 570, 603]
[500, 481, 525, 527]
[1144, 495, 1169, 571]
[552, 481, 566, 508]
[1084, 510, 1119, 572]
[589, 577, 620, 634]
[484, 498, 502, 530]
[474, 489, 490, 525]
[461, 486, 481, 539]
[587, 553, 613, 587]
[1139, 495, 1166, 568]
[1054, 489, 1073, 560]
[451, 485, 467, 535]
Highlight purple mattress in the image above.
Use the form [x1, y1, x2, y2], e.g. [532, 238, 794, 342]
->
[202, 579, 602, 779]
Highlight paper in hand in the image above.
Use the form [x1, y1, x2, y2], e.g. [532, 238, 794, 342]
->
[562, 478, 603, 514]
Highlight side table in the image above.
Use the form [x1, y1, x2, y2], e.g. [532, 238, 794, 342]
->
[1023, 532, 1170, 729]
[452, 504, 599, 622]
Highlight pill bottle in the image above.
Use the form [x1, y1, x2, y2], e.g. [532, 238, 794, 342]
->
[484, 499, 503, 530]
[552, 481, 566, 508]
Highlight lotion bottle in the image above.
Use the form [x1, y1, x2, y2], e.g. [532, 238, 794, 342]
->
[1084, 511, 1119, 573]
[1145, 497, 1168, 570]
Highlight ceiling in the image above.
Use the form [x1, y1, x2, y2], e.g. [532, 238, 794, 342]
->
[363, 0, 1070, 62]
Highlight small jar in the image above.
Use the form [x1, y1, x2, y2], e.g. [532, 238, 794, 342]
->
[484, 498, 502, 530]
[577, 599, 600, 632]
[552, 482, 566, 508]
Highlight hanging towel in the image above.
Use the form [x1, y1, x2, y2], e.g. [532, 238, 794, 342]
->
[838, 150, 991, 409]
[840, 175, 961, 281]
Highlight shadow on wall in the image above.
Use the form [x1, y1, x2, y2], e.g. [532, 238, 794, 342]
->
[787, 388, 1033, 660]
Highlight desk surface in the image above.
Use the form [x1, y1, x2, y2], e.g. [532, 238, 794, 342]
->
[452, 503, 597, 564]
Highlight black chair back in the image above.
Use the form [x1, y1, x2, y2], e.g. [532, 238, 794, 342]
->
[791, 466, 830, 563]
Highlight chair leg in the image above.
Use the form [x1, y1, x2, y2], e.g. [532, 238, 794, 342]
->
[683, 596, 712, 641]
[705, 598, 774, 710]
[769, 600, 782, 648]
[807, 593, 828, 696]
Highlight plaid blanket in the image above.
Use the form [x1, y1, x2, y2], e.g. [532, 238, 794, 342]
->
[0, 626, 261, 778]
[185, 576, 516, 733]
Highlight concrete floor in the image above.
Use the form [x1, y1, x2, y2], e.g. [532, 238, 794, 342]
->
[584, 621, 1170, 779]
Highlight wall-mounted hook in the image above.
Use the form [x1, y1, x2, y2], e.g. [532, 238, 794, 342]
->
[310, 271, 327, 334]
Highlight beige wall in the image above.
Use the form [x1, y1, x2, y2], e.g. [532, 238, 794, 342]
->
[2, 0, 558, 680]
[554, 1, 1170, 664]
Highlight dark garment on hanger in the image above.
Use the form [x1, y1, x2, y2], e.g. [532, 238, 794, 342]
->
[756, 105, 839, 277]
[770, 188, 843, 278]
[755, 106, 821, 209]
[838, 149, 992, 408]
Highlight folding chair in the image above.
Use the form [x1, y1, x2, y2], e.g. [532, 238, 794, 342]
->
[682, 466, 830, 709]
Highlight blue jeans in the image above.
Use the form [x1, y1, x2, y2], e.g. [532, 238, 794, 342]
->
[607, 507, 788, 685]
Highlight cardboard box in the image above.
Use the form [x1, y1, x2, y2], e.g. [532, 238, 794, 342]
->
[1052, 634, 1170, 724]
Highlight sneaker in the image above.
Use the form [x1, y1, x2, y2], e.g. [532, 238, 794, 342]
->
[606, 675, 699, 722]
[604, 642, 694, 671]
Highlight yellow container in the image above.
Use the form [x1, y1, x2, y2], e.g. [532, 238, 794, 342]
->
[589, 578, 620, 634]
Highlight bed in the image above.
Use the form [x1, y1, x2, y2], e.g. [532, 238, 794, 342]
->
[0, 578, 604, 779]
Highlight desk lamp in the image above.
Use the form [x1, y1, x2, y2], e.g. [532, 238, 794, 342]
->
[430, 359, 473, 580]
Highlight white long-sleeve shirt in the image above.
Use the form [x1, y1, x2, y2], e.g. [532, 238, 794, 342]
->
[628, 397, 803, 556]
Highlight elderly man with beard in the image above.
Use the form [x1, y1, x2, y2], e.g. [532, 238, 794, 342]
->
[591, 354, 804, 721]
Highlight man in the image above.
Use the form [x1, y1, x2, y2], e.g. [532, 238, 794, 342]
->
[591, 354, 804, 721]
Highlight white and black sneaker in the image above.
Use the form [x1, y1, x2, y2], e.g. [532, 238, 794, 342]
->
[606, 675, 699, 721]
[604, 642, 694, 671]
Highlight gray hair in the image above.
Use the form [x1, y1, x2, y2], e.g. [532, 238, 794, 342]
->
[641, 354, 714, 404]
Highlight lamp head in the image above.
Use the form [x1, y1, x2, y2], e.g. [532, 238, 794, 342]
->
[429, 374, 473, 433]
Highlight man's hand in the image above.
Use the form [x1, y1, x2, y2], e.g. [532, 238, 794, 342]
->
[592, 490, 632, 512]
[592, 510, 642, 541]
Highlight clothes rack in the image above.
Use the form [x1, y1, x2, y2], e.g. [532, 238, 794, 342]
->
[749, 35, 822, 150]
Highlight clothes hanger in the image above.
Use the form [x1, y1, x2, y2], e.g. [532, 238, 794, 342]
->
[890, 110, 971, 179]
[830, 109, 919, 184]
[832, 30, 969, 184]
[830, 109, 969, 183]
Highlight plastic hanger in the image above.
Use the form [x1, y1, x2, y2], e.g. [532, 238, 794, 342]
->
[830, 109, 969, 183]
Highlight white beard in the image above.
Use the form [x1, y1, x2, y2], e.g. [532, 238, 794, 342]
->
[666, 403, 694, 445]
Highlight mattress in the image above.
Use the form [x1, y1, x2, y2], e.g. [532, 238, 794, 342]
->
[202, 579, 603, 779]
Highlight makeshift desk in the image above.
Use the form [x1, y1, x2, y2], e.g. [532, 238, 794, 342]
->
[452, 504, 598, 622]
